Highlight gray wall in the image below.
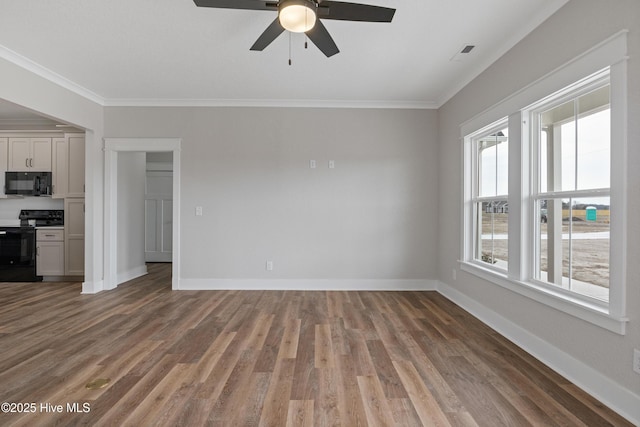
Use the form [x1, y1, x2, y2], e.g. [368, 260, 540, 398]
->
[105, 107, 438, 281]
[437, 0, 640, 394]
[116, 152, 146, 282]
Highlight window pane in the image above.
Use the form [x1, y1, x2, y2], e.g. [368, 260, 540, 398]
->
[540, 131, 548, 192]
[560, 121, 577, 191]
[476, 201, 508, 268]
[540, 99, 576, 192]
[540, 86, 610, 193]
[478, 128, 508, 197]
[569, 197, 610, 301]
[576, 86, 610, 190]
[479, 144, 496, 197]
[536, 197, 609, 302]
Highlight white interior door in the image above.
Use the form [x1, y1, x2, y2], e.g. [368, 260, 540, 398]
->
[145, 171, 173, 262]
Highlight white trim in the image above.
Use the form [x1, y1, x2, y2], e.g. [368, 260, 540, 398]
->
[460, 30, 628, 136]
[117, 265, 148, 286]
[178, 278, 437, 291]
[81, 279, 104, 294]
[437, 280, 640, 426]
[459, 261, 627, 334]
[0, 44, 105, 106]
[103, 138, 181, 292]
[607, 56, 628, 318]
[102, 98, 438, 110]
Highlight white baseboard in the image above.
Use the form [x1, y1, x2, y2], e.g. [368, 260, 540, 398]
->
[81, 279, 104, 294]
[117, 265, 148, 286]
[437, 280, 640, 426]
[178, 278, 437, 291]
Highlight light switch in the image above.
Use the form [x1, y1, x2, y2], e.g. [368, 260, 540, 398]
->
[195, 206, 203, 216]
[310, 160, 317, 169]
[328, 160, 335, 169]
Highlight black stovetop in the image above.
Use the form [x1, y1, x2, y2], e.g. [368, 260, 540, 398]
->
[18, 209, 64, 227]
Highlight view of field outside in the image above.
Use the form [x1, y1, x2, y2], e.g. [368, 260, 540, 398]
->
[480, 207, 610, 289]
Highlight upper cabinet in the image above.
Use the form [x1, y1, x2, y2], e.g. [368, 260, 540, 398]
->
[8, 137, 52, 171]
[52, 133, 85, 198]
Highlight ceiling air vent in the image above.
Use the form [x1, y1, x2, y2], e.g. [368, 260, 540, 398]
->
[450, 44, 477, 61]
[460, 45, 475, 54]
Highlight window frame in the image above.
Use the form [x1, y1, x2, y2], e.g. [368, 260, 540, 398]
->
[467, 119, 510, 273]
[460, 31, 628, 334]
[527, 71, 611, 308]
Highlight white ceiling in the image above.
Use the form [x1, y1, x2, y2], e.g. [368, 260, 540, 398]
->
[0, 0, 568, 110]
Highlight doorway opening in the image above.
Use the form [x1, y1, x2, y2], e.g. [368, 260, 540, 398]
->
[145, 152, 173, 263]
[104, 138, 181, 291]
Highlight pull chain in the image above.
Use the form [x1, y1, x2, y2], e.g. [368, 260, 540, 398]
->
[304, 9, 308, 49]
[288, 32, 292, 65]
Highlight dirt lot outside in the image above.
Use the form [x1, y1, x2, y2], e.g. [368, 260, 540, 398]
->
[480, 212, 609, 289]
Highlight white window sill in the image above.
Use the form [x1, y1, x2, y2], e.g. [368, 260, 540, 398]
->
[459, 261, 628, 335]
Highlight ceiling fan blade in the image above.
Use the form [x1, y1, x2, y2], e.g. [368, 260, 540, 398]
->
[306, 20, 339, 57]
[318, 1, 395, 22]
[250, 18, 285, 51]
[193, 0, 276, 12]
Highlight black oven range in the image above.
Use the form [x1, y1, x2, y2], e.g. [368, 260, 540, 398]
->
[0, 210, 64, 282]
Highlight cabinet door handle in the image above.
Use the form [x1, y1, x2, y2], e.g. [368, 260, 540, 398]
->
[30, 158, 33, 167]
[26, 158, 29, 168]
[36, 247, 40, 256]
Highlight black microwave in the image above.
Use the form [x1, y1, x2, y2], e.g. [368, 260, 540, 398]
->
[5, 172, 52, 196]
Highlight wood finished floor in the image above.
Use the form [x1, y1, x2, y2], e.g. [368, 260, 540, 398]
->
[0, 263, 631, 426]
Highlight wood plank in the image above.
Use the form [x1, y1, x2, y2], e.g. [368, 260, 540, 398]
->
[259, 358, 296, 427]
[357, 374, 397, 426]
[315, 323, 335, 369]
[277, 318, 301, 360]
[286, 400, 314, 427]
[392, 359, 451, 427]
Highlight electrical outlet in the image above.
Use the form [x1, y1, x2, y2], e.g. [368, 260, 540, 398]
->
[266, 261, 274, 271]
[195, 206, 203, 216]
[328, 160, 335, 169]
[634, 349, 640, 375]
[310, 160, 316, 169]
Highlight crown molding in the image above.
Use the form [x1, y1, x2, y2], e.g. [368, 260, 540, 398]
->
[0, 44, 105, 106]
[0, 45, 435, 110]
[102, 98, 438, 109]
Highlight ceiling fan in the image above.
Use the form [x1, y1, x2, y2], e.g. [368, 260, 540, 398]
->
[193, 0, 396, 57]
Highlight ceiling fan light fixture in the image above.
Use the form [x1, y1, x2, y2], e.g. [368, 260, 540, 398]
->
[279, 0, 317, 33]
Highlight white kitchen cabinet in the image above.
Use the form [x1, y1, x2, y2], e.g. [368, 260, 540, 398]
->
[36, 229, 65, 276]
[67, 134, 85, 197]
[8, 137, 52, 171]
[52, 137, 67, 198]
[52, 133, 84, 198]
[0, 138, 7, 198]
[64, 198, 84, 276]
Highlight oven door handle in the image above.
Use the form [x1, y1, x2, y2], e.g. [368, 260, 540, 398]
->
[0, 231, 6, 235]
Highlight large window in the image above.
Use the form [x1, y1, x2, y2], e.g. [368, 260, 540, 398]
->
[532, 80, 611, 302]
[461, 34, 628, 334]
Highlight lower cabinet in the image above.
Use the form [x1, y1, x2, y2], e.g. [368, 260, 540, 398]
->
[36, 229, 65, 276]
[64, 198, 85, 276]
